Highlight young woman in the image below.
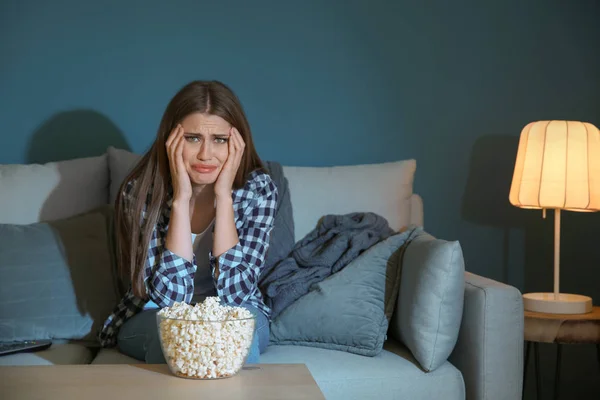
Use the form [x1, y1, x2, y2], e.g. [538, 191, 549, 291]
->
[98, 80, 277, 364]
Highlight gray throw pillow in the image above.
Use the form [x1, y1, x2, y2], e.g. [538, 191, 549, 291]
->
[107, 146, 141, 205]
[269, 230, 417, 356]
[0, 206, 119, 344]
[389, 231, 465, 371]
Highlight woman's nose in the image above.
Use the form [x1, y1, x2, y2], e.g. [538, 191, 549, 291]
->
[198, 142, 211, 159]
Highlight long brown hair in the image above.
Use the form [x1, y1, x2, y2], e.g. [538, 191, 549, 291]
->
[116, 80, 266, 298]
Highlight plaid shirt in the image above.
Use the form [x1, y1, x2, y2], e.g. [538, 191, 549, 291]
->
[98, 169, 277, 347]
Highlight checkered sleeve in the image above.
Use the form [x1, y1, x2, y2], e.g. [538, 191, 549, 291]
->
[211, 177, 278, 306]
[144, 228, 197, 308]
[98, 180, 197, 347]
[122, 181, 196, 307]
[101, 230, 197, 346]
[98, 289, 146, 347]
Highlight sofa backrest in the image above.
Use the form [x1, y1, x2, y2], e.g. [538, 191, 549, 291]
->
[0, 149, 424, 236]
[282, 160, 423, 240]
[0, 155, 109, 224]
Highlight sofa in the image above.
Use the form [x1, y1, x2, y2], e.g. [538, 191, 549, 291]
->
[0, 148, 524, 400]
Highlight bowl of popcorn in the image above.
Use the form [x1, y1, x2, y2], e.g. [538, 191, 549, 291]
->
[156, 297, 255, 379]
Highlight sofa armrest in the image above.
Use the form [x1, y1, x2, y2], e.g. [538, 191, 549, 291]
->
[448, 272, 524, 400]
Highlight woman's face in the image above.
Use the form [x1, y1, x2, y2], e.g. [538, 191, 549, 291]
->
[179, 112, 231, 186]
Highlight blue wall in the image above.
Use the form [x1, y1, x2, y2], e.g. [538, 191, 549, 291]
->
[2, 1, 600, 396]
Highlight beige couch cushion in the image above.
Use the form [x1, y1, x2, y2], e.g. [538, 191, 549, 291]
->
[0, 343, 94, 366]
[0, 155, 109, 224]
[262, 339, 464, 400]
[107, 146, 141, 205]
[283, 160, 417, 240]
[91, 348, 140, 364]
[102, 150, 420, 240]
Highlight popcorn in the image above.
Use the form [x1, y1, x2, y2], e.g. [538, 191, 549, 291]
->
[157, 297, 255, 379]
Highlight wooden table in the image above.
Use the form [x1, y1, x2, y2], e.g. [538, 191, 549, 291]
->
[0, 363, 325, 400]
[523, 306, 600, 400]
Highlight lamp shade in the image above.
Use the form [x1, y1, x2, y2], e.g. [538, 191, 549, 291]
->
[509, 120, 600, 211]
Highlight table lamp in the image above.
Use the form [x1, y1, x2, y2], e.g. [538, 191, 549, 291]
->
[509, 120, 600, 314]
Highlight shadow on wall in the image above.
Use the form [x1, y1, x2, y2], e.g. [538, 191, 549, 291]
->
[24, 110, 130, 341]
[27, 110, 132, 222]
[460, 134, 537, 288]
[462, 134, 600, 399]
[461, 133, 600, 293]
[27, 110, 131, 164]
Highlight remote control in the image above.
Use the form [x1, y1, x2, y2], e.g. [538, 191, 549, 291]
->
[0, 339, 52, 356]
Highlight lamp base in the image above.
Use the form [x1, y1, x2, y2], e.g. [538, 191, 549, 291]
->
[523, 293, 593, 314]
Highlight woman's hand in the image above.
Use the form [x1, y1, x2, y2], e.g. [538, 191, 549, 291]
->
[165, 124, 192, 202]
[214, 127, 245, 199]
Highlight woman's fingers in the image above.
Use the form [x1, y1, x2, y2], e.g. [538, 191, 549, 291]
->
[231, 127, 244, 164]
[166, 124, 179, 149]
[167, 125, 183, 172]
[228, 128, 237, 152]
[166, 125, 185, 181]
[173, 126, 184, 153]
[160, 123, 191, 199]
[176, 128, 186, 170]
[223, 132, 234, 170]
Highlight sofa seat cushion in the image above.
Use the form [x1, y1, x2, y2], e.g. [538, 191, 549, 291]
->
[91, 348, 140, 364]
[261, 339, 465, 400]
[0, 343, 94, 366]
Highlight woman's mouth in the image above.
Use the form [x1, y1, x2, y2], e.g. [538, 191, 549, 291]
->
[191, 164, 218, 173]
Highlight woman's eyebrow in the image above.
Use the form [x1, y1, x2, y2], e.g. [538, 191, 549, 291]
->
[184, 131, 230, 137]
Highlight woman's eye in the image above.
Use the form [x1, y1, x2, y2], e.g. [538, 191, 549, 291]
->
[185, 136, 200, 143]
[215, 138, 228, 144]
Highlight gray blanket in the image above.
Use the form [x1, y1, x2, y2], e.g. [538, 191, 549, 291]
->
[260, 212, 394, 319]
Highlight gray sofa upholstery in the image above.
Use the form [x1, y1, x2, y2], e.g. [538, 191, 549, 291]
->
[0, 153, 524, 399]
[0, 273, 523, 400]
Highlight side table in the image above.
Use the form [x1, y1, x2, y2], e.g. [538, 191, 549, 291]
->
[523, 306, 600, 400]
